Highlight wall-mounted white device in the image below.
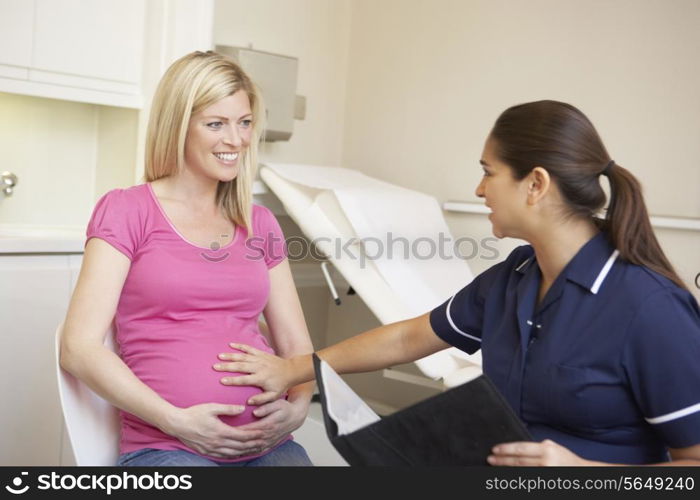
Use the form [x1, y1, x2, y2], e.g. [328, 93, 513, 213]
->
[215, 45, 305, 142]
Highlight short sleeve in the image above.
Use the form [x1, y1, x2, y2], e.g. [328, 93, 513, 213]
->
[252, 205, 287, 269]
[429, 255, 514, 354]
[86, 189, 142, 260]
[622, 287, 700, 449]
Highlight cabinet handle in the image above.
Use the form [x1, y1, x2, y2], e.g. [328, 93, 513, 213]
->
[1, 172, 18, 196]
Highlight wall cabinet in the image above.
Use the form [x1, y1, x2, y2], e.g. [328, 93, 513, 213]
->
[0, 253, 82, 466]
[0, 0, 145, 108]
[0, 0, 33, 69]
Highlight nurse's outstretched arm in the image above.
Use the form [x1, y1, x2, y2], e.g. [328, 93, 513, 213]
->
[219, 312, 451, 405]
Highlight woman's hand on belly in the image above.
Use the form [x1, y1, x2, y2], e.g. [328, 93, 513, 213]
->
[161, 403, 270, 459]
[236, 398, 308, 452]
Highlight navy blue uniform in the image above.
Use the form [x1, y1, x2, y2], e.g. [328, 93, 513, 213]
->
[430, 232, 700, 464]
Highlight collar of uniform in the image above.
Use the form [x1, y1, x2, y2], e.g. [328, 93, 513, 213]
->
[514, 253, 535, 275]
[563, 232, 620, 294]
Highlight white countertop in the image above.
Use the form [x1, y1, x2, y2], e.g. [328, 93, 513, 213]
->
[0, 224, 85, 254]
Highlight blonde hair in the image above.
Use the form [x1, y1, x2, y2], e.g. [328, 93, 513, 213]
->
[144, 50, 264, 235]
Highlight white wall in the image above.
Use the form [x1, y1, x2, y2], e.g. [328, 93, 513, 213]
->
[341, 0, 700, 297]
[214, 0, 352, 167]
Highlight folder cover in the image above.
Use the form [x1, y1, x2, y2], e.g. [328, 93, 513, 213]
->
[312, 353, 532, 466]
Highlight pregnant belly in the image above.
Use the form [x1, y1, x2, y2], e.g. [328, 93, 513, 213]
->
[122, 324, 276, 427]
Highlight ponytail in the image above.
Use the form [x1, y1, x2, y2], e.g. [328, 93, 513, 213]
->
[491, 100, 687, 291]
[604, 163, 687, 290]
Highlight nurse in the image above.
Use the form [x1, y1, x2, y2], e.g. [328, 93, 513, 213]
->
[216, 100, 700, 465]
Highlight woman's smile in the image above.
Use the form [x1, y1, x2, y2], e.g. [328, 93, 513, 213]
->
[213, 152, 239, 165]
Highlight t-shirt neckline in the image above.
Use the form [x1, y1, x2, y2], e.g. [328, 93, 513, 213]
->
[145, 182, 238, 251]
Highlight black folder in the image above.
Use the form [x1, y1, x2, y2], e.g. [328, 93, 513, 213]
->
[312, 353, 532, 466]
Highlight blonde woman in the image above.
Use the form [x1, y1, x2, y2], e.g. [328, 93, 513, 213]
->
[60, 51, 314, 466]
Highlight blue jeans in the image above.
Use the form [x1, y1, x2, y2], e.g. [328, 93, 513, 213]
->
[116, 440, 313, 467]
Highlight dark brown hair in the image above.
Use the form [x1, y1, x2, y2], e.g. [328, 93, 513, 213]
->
[489, 100, 686, 290]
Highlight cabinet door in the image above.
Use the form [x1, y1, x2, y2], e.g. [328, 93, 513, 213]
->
[0, 0, 34, 70]
[0, 254, 72, 466]
[32, 0, 144, 86]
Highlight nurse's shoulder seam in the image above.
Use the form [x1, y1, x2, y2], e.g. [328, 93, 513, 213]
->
[616, 258, 692, 302]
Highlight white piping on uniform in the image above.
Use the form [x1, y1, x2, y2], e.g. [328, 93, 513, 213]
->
[445, 294, 482, 343]
[645, 402, 700, 425]
[515, 257, 532, 272]
[590, 250, 620, 294]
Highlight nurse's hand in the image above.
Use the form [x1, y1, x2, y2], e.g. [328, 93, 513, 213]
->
[237, 398, 308, 453]
[161, 403, 268, 459]
[215, 343, 294, 404]
[487, 439, 593, 466]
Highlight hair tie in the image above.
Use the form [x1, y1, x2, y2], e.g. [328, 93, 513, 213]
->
[601, 160, 615, 177]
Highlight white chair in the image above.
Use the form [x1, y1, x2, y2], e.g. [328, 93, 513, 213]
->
[55, 322, 120, 466]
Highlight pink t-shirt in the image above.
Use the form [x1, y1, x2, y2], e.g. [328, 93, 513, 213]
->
[86, 183, 289, 462]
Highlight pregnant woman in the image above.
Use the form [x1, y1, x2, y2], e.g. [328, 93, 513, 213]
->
[60, 51, 314, 466]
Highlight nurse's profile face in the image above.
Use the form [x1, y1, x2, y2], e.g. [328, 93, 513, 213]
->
[475, 137, 529, 239]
